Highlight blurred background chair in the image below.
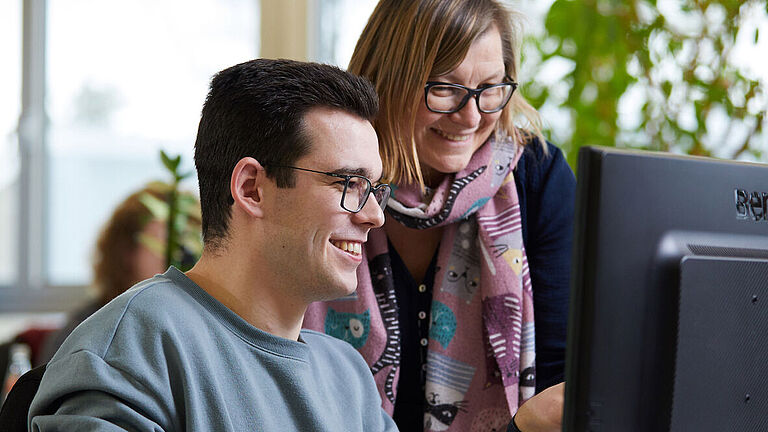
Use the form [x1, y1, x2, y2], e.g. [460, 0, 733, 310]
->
[0, 363, 46, 432]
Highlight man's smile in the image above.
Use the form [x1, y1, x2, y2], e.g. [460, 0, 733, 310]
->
[330, 239, 363, 256]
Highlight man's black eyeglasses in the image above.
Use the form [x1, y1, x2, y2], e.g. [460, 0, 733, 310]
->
[267, 165, 391, 213]
[424, 75, 517, 114]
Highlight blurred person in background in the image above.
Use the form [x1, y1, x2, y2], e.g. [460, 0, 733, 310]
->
[304, 1, 574, 431]
[38, 182, 200, 365]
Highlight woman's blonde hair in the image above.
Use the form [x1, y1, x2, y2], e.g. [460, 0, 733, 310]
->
[349, 0, 544, 187]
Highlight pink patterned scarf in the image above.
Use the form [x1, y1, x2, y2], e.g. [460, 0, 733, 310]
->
[304, 134, 535, 431]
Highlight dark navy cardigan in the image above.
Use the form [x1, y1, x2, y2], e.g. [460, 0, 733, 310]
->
[513, 140, 575, 391]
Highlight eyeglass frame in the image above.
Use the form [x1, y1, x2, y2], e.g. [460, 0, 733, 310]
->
[423, 75, 518, 114]
[265, 164, 391, 213]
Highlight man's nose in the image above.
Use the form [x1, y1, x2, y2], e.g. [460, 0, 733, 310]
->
[353, 192, 385, 229]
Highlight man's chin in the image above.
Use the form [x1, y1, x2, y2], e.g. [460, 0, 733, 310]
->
[334, 279, 358, 299]
[314, 275, 358, 302]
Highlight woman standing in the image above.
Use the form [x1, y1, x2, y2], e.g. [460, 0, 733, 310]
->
[305, 1, 574, 431]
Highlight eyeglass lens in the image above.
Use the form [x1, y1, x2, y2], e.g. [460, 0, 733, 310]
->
[427, 84, 513, 113]
[341, 177, 390, 212]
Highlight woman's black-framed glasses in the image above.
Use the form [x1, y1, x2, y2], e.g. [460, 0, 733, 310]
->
[424, 75, 518, 114]
[268, 165, 391, 213]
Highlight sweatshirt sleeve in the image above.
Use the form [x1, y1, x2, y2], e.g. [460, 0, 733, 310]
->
[29, 350, 172, 432]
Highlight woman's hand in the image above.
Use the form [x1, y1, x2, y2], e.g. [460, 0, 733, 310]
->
[514, 382, 564, 432]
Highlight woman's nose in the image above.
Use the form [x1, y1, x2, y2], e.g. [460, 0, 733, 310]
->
[450, 96, 482, 128]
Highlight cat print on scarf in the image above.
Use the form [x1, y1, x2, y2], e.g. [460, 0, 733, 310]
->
[439, 221, 481, 304]
[324, 309, 370, 349]
[424, 352, 474, 430]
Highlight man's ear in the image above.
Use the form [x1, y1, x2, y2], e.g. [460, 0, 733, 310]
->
[230, 157, 267, 218]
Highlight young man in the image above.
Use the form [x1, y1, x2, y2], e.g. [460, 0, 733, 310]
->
[29, 59, 397, 431]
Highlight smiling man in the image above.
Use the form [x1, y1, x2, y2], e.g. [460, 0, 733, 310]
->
[29, 59, 397, 431]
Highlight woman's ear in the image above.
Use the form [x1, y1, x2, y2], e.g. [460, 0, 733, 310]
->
[230, 157, 266, 218]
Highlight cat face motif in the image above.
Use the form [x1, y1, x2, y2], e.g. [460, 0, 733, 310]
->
[446, 266, 480, 296]
[440, 221, 480, 304]
[324, 308, 371, 349]
[489, 135, 517, 189]
[520, 365, 535, 387]
[489, 156, 513, 189]
[424, 394, 467, 430]
[429, 300, 457, 349]
[424, 352, 476, 431]
[501, 248, 524, 275]
[519, 348, 536, 401]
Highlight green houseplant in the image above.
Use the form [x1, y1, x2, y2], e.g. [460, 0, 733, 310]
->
[138, 151, 202, 271]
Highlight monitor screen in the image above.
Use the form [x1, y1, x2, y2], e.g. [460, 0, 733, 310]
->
[563, 146, 768, 431]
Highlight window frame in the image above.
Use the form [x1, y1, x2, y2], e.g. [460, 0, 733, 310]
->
[0, 0, 89, 312]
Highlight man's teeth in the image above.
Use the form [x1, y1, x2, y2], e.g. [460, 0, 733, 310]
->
[433, 128, 469, 141]
[331, 240, 362, 255]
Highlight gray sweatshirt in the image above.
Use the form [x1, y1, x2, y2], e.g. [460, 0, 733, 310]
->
[29, 267, 398, 431]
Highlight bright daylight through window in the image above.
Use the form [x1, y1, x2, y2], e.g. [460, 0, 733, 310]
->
[44, 0, 258, 285]
[0, 0, 21, 287]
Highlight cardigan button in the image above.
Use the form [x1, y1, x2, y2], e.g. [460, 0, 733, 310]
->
[418, 284, 427, 293]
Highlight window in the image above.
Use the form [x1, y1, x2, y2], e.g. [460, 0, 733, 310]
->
[46, 0, 259, 285]
[310, 0, 378, 67]
[0, 0, 21, 287]
[1, 0, 258, 310]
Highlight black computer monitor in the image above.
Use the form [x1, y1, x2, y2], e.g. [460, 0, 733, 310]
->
[563, 146, 768, 431]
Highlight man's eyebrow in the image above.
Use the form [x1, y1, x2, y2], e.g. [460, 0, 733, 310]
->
[329, 167, 373, 179]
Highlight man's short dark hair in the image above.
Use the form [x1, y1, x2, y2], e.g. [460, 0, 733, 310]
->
[193, 58, 379, 247]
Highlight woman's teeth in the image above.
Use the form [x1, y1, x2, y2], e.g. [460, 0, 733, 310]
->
[331, 240, 362, 256]
[433, 128, 469, 141]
